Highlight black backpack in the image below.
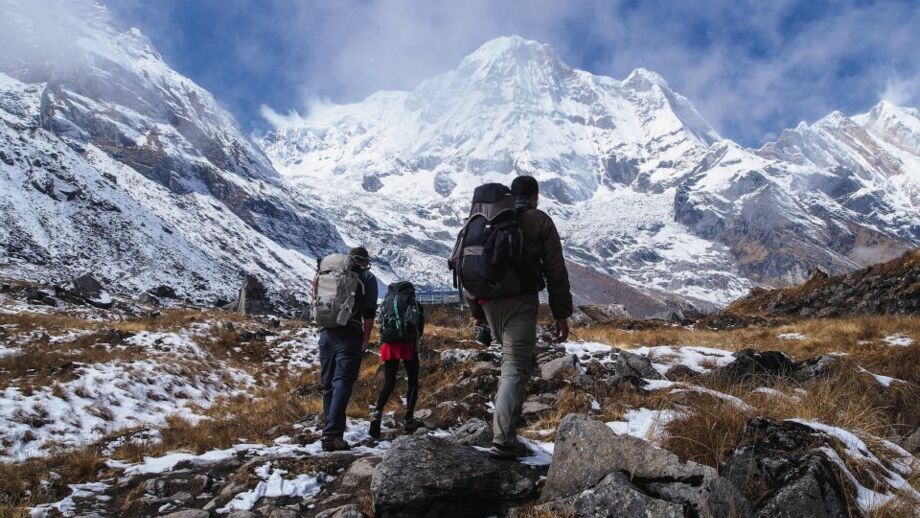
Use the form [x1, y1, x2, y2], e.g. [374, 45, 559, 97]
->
[378, 281, 422, 343]
[448, 183, 523, 298]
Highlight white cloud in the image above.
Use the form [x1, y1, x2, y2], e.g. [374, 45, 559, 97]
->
[881, 73, 920, 106]
[103, 0, 920, 145]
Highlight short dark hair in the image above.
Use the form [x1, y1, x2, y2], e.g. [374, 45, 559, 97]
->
[349, 246, 370, 259]
[511, 175, 539, 198]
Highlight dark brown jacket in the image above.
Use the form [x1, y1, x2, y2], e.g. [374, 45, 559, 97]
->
[470, 208, 573, 320]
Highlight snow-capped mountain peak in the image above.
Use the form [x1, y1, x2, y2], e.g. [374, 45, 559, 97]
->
[459, 35, 566, 74]
[260, 37, 919, 309]
[854, 100, 920, 153]
[623, 67, 669, 89]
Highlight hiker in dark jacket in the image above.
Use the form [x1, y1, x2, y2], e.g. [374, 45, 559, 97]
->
[470, 175, 573, 459]
[369, 288, 425, 439]
[318, 246, 378, 451]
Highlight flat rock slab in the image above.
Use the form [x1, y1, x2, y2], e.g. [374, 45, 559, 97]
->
[371, 435, 544, 518]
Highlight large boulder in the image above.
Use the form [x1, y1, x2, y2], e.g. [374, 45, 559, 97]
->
[371, 435, 543, 517]
[71, 273, 104, 299]
[710, 349, 796, 383]
[234, 274, 273, 315]
[543, 414, 750, 517]
[722, 418, 852, 517]
[793, 354, 845, 382]
[540, 354, 577, 380]
[525, 472, 684, 518]
[615, 350, 663, 379]
[70, 273, 114, 308]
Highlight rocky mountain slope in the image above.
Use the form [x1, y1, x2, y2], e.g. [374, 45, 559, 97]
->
[0, 0, 342, 304]
[724, 248, 920, 319]
[4, 280, 919, 517]
[262, 36, 920, 307]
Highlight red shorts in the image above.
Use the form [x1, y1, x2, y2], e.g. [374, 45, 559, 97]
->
[380, 341, 414, 361]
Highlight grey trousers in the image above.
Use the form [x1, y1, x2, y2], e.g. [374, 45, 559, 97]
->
[481, 293, 539, 446]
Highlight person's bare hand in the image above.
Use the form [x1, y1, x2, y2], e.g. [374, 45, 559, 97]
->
[554, 318, 570, 343]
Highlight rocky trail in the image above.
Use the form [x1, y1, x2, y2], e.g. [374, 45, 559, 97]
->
[2, 280, 920, 517]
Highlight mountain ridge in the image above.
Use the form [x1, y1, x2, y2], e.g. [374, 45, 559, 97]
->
[1, 5, 918, 312]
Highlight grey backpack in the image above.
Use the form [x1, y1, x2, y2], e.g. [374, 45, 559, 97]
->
[312, 254, 364, 328]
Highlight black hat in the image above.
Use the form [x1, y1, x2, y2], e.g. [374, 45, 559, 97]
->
[349, 246, 370, 259]
[511, 175, 539, 198]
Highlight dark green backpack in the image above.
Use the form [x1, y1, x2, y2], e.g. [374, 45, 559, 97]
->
[378, 281, 421, 343]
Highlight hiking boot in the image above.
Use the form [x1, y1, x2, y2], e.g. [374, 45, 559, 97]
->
[321, 435, 351, 452]
[369, 417, 382, 439]
[475, 324, 492, 347]
[403, 416, 424, 433]
[489, 440, 531, 460]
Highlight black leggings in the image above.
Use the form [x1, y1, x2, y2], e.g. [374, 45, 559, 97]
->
[374, 358, 419, 416]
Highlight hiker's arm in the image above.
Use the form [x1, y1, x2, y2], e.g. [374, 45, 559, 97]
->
[361, 276, 379, 350]
[468, 296, 486, 324]
[418, 303, 425, 337]
[362, 318, 374, 350]
[539, 216, 573, 332]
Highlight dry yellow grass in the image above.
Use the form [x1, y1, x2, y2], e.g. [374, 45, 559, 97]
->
[575, 315, 920, 360]
[0, 448, 111, 517]
[125, 372, 321, 457]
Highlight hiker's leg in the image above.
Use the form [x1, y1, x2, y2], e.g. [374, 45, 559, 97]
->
[404, 356, 420, 416]
[374, 360, 400, 414]
[319, 330, 336, 433]
[324, 329, 363, 436]
[486, 295, 538, 446]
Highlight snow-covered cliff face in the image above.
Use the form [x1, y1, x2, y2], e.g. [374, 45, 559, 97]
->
[0, 0, 343, 302]
[262, 36, 920, 305]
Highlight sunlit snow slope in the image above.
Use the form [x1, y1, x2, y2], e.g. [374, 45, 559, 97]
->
[0, 0, 342, 303]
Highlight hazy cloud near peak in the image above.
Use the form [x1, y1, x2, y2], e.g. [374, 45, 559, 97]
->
[101, 0, 920, 146]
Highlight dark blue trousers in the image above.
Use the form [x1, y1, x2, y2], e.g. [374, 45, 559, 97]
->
[319, 326, 363, 437]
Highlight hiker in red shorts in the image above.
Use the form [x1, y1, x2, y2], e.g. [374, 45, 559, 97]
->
[369, 281, 425, 438]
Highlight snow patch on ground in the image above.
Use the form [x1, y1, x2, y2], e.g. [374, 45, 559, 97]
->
[264, 327, 321, 370]
[1, 330, 255, 461]
[882, 334, 914, 347]
[29, 482, 109, 518]
[858, 367, 903, 387]
[778, 332, 806, 340]
[632, 345, 737, 375]
[607, 408, 680, 441]
[219, 462, 327, 513]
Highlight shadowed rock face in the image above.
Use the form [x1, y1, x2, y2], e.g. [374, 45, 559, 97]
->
[370, 435, 544, 518]
[722, 418, 852, 518]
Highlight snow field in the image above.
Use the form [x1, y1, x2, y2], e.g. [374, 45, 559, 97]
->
[0, 329, 256, 461]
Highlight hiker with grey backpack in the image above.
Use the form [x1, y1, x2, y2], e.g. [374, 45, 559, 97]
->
[369, 281, 426, 439]
[312, 246, 378, 452]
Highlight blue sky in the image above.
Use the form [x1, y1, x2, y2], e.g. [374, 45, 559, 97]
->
[107, 0, 919, 146]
